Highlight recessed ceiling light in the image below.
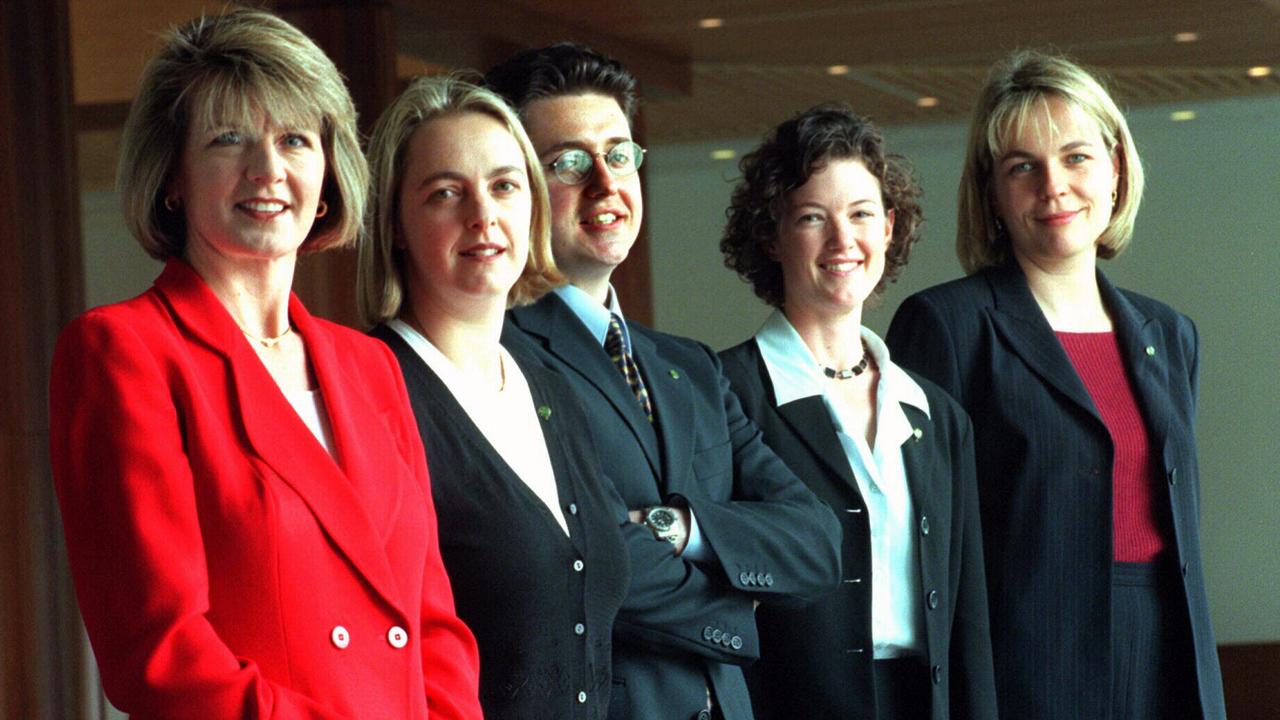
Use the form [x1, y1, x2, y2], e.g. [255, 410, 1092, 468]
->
[916, 96, 939, 108]
[826, 65, 850, 76]
[1247, 65, 1273, 78]
[698, 17, 724, 29]
[1170, 110, 1196, 122]
[1173, 32, 1199, 43]
[710, 149, 736, 160]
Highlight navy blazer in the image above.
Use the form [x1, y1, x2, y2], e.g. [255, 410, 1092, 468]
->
[720, 339, 997, 720]
[504, 293, 842, 720]
[886, 263, 1226, 719]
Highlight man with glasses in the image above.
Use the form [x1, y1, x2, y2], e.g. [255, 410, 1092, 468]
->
[488, 44, 841, 720]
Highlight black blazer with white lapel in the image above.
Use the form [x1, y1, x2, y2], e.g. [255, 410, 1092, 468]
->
[720, 339, 997, 720]
[504, 293, 842, 720]
[886, 262, 1226, 720]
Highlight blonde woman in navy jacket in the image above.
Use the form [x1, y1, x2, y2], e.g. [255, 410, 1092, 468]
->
[719, 104, 996, 720]
[886, 51, 1226, 719]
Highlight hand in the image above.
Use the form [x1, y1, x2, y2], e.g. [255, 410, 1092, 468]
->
[631, 506, 690, 556]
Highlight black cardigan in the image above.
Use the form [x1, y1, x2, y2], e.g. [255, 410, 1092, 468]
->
[372, 325, 630, 720]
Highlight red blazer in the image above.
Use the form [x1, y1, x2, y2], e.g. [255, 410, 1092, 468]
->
[49, 260, 483, 720]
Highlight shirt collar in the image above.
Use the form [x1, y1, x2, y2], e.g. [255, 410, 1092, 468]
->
[553, 283, 628, 348]
[754, 308, 930, 419]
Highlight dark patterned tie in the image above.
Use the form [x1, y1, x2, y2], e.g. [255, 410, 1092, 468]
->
[604, 314, 654, 423]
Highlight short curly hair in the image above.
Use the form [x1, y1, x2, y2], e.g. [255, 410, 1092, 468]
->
[721, 104, 923, 308]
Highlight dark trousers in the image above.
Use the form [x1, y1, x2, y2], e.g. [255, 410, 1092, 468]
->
[874, 656, 930, 720]
[1111, 561, 1200, 720]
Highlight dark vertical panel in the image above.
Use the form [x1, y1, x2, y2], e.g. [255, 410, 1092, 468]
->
[0, 0, 87, 717]
[272, 0, 399, 329]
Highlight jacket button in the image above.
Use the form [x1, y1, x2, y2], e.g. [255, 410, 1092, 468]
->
[703, 626, 714, 641]
[920, 515, 930, 535]
[762, 573, 774, 586]
[927, 590, 939, 610]
[577, 690, 587, 703]
[330, 625, 350, 649]
[1168, 468, 1178, 485]
[387, 625, 408, 649]
[696, 711, 711, 720]
[730, 635, 743, 650]
[932, 664, 942, 684]
[740, 570, 753, 585]
[575, 622, 586, 636]
[568, 503, 578, 515]
[573, 559, 584, 572]
[711, 629, 724, 643]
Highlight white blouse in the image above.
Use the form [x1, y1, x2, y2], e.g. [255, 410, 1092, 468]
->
[754, 309, 929, 658]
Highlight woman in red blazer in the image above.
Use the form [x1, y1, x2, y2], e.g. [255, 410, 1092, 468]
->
[48, 9, 481, 719]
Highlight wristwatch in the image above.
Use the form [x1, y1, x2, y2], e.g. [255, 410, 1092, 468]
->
[643, 506, 682, 545]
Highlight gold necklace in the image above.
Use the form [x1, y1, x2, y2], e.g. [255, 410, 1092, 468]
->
[236, 320, 292, 348]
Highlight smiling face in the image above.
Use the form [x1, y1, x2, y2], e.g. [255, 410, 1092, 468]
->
[520, 92, 642, 299]
[397, 112, 531, 318]
[775, 157, 893, 318]
[992, 94, 1119, 274]
[173, 112, 326, 267]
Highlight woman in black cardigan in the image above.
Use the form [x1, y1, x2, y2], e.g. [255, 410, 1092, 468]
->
[719, 104, 996, 720]
[886, 51, 1226, 719]
[359, 75, 629, 719]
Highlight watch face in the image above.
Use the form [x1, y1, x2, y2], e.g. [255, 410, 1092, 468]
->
[646, 507, 677, 532]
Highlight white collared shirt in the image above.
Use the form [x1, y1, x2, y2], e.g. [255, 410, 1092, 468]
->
[388, 319, 568, 535]
[755, 309, 928, 657]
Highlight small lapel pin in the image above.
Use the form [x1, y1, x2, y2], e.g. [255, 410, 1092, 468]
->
[1144, 346, 1156, 357]
[537, 405, 552, 421]
[668, 369, 681, 379]
[913, 428, 923, 441]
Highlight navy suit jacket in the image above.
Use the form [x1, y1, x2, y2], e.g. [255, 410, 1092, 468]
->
[720, 340, 997, 720]
[504, 293, 842, 720]
[886, 263, 1226, 719]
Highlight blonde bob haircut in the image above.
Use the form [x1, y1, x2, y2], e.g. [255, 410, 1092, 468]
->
[117, 7, 367, 260]
[358, 74, 560, 327]
[956, 50, 1145, 274]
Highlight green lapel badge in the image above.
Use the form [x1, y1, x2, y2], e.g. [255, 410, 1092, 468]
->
[912, 427, 923, 441]
[668, 369, 680, 379]
[537, 405, 552, 421]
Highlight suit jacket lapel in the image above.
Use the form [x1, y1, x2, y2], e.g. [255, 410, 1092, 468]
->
[1098, 273, 1175, 451]
[156, 261, 405, 614]
[776, 396, 860, 491]
[899, 404, 943, 519]
[986, 263, 1101, 423]
[511, 296, 661, 476]
[629, 329, 695, 493]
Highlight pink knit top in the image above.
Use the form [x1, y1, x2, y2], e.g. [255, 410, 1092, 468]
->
[1057, 331, 1169, 562]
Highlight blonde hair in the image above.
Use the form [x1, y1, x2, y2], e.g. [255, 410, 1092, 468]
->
[117, 7, 367, 260]
[957, 50, 1145, 273]
[358, 74, 560, 327]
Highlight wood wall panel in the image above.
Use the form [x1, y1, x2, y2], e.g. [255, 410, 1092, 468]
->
[1220, 642, 1280, 719]
[1, 0, 89, 717]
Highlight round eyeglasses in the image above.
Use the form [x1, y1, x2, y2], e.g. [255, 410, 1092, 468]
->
[544, 141, 646, 185]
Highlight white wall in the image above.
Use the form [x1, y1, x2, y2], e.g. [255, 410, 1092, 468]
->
[645, 94, 1280, 644]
